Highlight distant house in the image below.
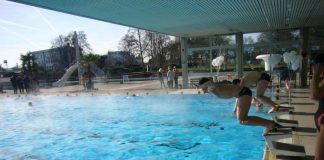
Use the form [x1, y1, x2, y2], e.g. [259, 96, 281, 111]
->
[30, 46, 76, 73]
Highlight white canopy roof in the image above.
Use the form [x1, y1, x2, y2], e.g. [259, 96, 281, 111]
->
[11, 0, 324, 37]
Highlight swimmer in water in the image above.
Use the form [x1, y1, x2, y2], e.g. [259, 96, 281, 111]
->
[28, 102, 32, 107]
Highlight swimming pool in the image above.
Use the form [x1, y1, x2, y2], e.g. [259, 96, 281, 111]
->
[0, 94, 269, 160]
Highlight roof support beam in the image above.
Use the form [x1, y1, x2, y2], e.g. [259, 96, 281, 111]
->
[180, 37, 189, 89]
[188, 44, 236, 54]
[188, 40, 301, 54]
[209, 38, 213, 74]
[236, 33, 244, 78]
[300, 27, 309, 88]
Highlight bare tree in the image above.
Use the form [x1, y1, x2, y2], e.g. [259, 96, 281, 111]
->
[51, 31, 92, 53]
[119, 28, 179, 69]
[244, 36, 254, 44]
[118, 33, 137, 54]
[257, 30, 298, 43]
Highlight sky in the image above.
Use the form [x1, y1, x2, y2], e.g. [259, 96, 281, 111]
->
[0, 1, 260, 68]
[0, 0, 129, 67]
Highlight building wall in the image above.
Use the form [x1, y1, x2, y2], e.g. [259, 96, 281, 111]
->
[30, 46, 75, 72]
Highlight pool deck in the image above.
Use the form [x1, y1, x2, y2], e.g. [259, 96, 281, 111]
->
[264, 87, 317, 160]
[0, 78, 317, 159]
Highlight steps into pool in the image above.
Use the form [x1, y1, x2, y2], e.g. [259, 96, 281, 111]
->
[292, 127, 317, 136]
[265, 141, 306, 157]
[276, 155, 315, 160]
[275, 119, 298, 127]
[265, 109, 307, 158]
[269, 110, 291, 119]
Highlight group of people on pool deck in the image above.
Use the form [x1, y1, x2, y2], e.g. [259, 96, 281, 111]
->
[198, 71, 281, 136]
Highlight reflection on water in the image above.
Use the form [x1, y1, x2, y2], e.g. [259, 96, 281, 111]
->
[0, 94, 268, 160]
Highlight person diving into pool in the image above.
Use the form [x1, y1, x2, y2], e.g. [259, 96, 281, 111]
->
[198, 77, 281, 136]
[232, 79, 263, 115]
[233, 71, 280, 113]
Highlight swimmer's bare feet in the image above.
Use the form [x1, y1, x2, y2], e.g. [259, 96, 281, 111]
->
[263, 122, 275, 136]
[263, 122, 283, 136]
[268, 105, 279, 114]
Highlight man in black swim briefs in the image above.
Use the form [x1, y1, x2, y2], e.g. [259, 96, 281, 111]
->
[239, 71, 279, 113]
[232, 79, 263, 115]
[198, 77, 278, 136]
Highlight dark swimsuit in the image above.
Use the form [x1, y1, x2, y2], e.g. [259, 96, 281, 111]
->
[315, 98, 324, 131]
[238, 87, 252, 97]
[258, 72, 271, 82]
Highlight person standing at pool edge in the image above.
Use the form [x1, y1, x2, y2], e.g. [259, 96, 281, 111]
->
[198, 77, 279, 136]
[173, 67, 179, 89]
[158, 68, 166, 89]
[310, 54, 324, 160]
[10, 74, 18, 94]
[280, 69, 295, 91]
[167, 66, 174, 89]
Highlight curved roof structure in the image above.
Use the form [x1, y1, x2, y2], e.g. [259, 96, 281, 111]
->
[11, 0, 324, 37]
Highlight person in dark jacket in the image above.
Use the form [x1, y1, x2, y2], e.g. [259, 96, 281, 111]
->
[17, 74, 24, 94]
[10, 74, 18, 94]
[23, 75, 30, 93]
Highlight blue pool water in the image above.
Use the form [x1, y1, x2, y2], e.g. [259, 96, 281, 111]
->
[0, 94, 269, 160]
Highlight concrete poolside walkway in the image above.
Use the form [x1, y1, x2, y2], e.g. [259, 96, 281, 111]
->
[1, 75, 201, 97]
[0, 80, 167, 97]
[265, 88, 317, 160]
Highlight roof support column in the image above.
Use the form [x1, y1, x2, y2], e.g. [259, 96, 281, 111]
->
[235, 33, 244, 78]
[180, 37, 189, 88]
[300, 28, 309, 88]
[209, 37, 213, 74]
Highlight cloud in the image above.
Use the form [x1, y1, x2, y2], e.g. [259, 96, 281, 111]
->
[33, 7, 58, 35]
[0, 24, 37, 47]
[0, 18, 38, 30]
